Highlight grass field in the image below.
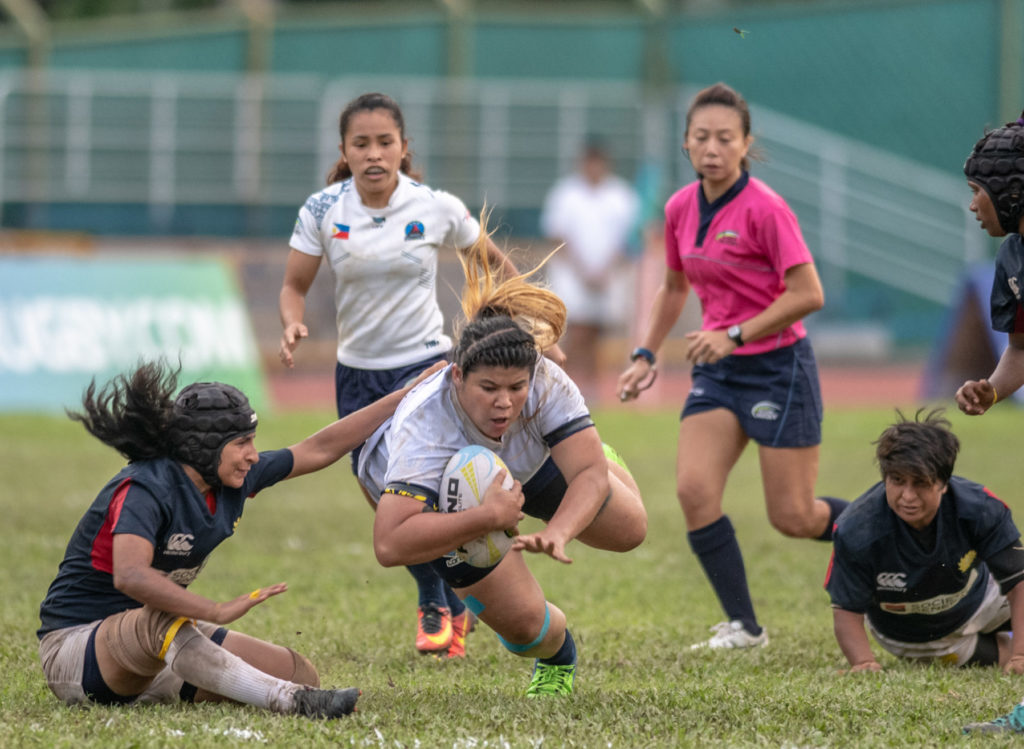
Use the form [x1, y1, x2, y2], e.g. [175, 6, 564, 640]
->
[4, 403, 1024, 747]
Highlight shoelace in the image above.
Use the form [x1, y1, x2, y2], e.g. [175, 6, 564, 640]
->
[420, 606, 445, 635]
[528, 665, 574, 694]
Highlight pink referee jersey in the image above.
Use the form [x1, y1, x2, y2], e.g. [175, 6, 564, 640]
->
[664, 174, 814, 356]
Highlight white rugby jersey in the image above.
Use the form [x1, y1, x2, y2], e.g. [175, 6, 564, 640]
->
[289, 173, 481, 369]
[358, 357, 590, 503]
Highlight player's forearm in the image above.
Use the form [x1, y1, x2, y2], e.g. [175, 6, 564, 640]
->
[987, 336, 1024, 401]
[279, 286, 307, 328]
[115, 565, 220, 622]
[373, 505, 504, 567]
[833, 608, 877, 667]
[543, 467, 607, 544]
[638, 282, 687, 354]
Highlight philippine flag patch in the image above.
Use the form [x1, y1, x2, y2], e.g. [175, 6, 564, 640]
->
[333, 223, 350, 240]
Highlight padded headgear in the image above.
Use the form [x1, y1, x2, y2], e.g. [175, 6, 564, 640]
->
[168, 382, 257, 487]
[964, 116, 1024, 234]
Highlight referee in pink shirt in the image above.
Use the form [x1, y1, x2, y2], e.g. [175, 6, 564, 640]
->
[618, 82, 848, 651]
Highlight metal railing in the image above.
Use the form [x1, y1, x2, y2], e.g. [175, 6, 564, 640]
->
[0, 71, 984, 307]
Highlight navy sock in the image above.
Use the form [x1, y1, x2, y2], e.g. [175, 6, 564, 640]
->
[687, 515, 761, 636]
[539, 628, 576, 666]
[443, 583, 466, 616]
[406, 563, 446, 608]
[816, 496, 850, 541]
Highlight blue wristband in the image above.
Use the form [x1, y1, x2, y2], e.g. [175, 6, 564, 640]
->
[630, 347, 656, 366]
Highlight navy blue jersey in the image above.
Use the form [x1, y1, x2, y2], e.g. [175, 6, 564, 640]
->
[991, 233, 1024, 333]
[825, 476, 1019, 643]
[38, 450, 293, 638]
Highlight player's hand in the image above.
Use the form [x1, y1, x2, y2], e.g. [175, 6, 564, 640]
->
[955, 379, 996, 415]
[279, 323, 309, 368]
[513, 527, 572, 564]
[480, 470, 524, 532]
[209, 582, 288, 624]
[1004, 654, 1024, 675]
[685, 329, 735, 366]
[617, 358, 654, 402]
[404, 360, 447, 391]
[840, 660, 882, 675]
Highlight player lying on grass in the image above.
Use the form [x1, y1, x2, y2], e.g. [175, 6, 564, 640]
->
[824, 409, 1024, 675]
[358, 223, 647, 696]
[37, 358, 441, 719]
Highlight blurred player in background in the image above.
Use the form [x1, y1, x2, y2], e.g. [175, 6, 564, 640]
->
[955, 112, 1024, 418]
[825, 409, 1024, 675]
[359, 224, 646, 696]
[540, 137, 640, 400]
[952, 111, 1024, 736]
[279, 92, 554, 658]
[37, 359, 439, 718]
[617, 82, 848, 651]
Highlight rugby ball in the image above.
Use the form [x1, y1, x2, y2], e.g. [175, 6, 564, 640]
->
[439, 445, 517, 567]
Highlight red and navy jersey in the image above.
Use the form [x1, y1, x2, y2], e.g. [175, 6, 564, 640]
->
[824, 476, 1019, 643]
[38, 450, 293, 638]
[991, 234, 1024, 333]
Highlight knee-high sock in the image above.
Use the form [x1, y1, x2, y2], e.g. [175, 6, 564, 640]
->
[538, 629, 576, 667]
[816, 496, 850, 541]
[687, 515, 760, 635]
[164, 625, 297, 713]
[406, 563, 446, 608]
[443, 583, 466, 616]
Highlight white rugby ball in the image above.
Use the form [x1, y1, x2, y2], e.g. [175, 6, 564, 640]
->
[439, 445, 516, 567]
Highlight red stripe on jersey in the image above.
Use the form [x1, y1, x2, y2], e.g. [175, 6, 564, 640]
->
[1014, 303, 1024, 334]
[983, 485, 1010, 510]
[91, 479, 131, 574]
[823, 548, 836, 589]
[205, 491, 217, 515]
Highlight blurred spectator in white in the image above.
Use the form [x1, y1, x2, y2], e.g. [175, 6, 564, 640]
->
[541, 138, 640, 399]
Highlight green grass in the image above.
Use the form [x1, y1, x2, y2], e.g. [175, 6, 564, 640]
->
[4, 404, 1024, 747]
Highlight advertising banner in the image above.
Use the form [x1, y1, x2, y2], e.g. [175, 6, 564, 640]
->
[0, 255, 268, 412]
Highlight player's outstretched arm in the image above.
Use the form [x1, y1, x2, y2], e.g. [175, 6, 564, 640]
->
[957, 333, 1024, 415]
[832, 607, 881, 674]
[287, 361, 446, 479]
[112, 534, 287, 625]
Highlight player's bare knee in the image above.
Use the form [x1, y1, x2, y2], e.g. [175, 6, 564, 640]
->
[768, 510, 817, 538]
[101, 606, 192, 676]
[287, 647, 320, 687]
[497, 602, 566, 659]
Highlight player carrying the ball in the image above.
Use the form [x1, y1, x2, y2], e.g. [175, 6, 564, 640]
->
[358, 218, 647, 696]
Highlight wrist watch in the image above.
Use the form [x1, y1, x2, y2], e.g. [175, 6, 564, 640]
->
[727, 324, 744, 347]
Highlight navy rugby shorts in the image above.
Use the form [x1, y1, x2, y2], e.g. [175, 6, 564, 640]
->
[335, 352, 449, 473]
[681, 337, 822, 448]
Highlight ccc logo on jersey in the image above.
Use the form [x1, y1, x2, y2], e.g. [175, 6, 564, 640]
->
[166, 533, 195, 555]
[876, 572, 907, 591]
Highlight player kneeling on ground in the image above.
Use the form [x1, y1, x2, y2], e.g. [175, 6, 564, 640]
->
[37, 358, 440, 718]
[359, 222, 647, 696]
[825, 409, 1024, 676]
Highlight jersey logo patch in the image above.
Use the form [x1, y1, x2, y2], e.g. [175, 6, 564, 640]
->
[958, 549, 977, 573]
[715, 230, 740, 244]
[166, 533, 195, 555]
[405, 221, 425, 241]
[875, 571, 907, 591]
[332, 223, 350, 240]
[1010, 276, 1021, 301]
[750, 400, 781, 420]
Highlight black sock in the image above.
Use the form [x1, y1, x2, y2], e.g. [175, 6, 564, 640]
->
[816, 496, 850, 541]
[406, 563, 445, 608]
[443, 583, 466, 617]
[539, 629, 576, 666]
[687, 515, 760, 636]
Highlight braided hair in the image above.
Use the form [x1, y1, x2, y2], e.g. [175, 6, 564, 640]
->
[451, 213, 565, 377]
[964, 111, 1024, 234]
